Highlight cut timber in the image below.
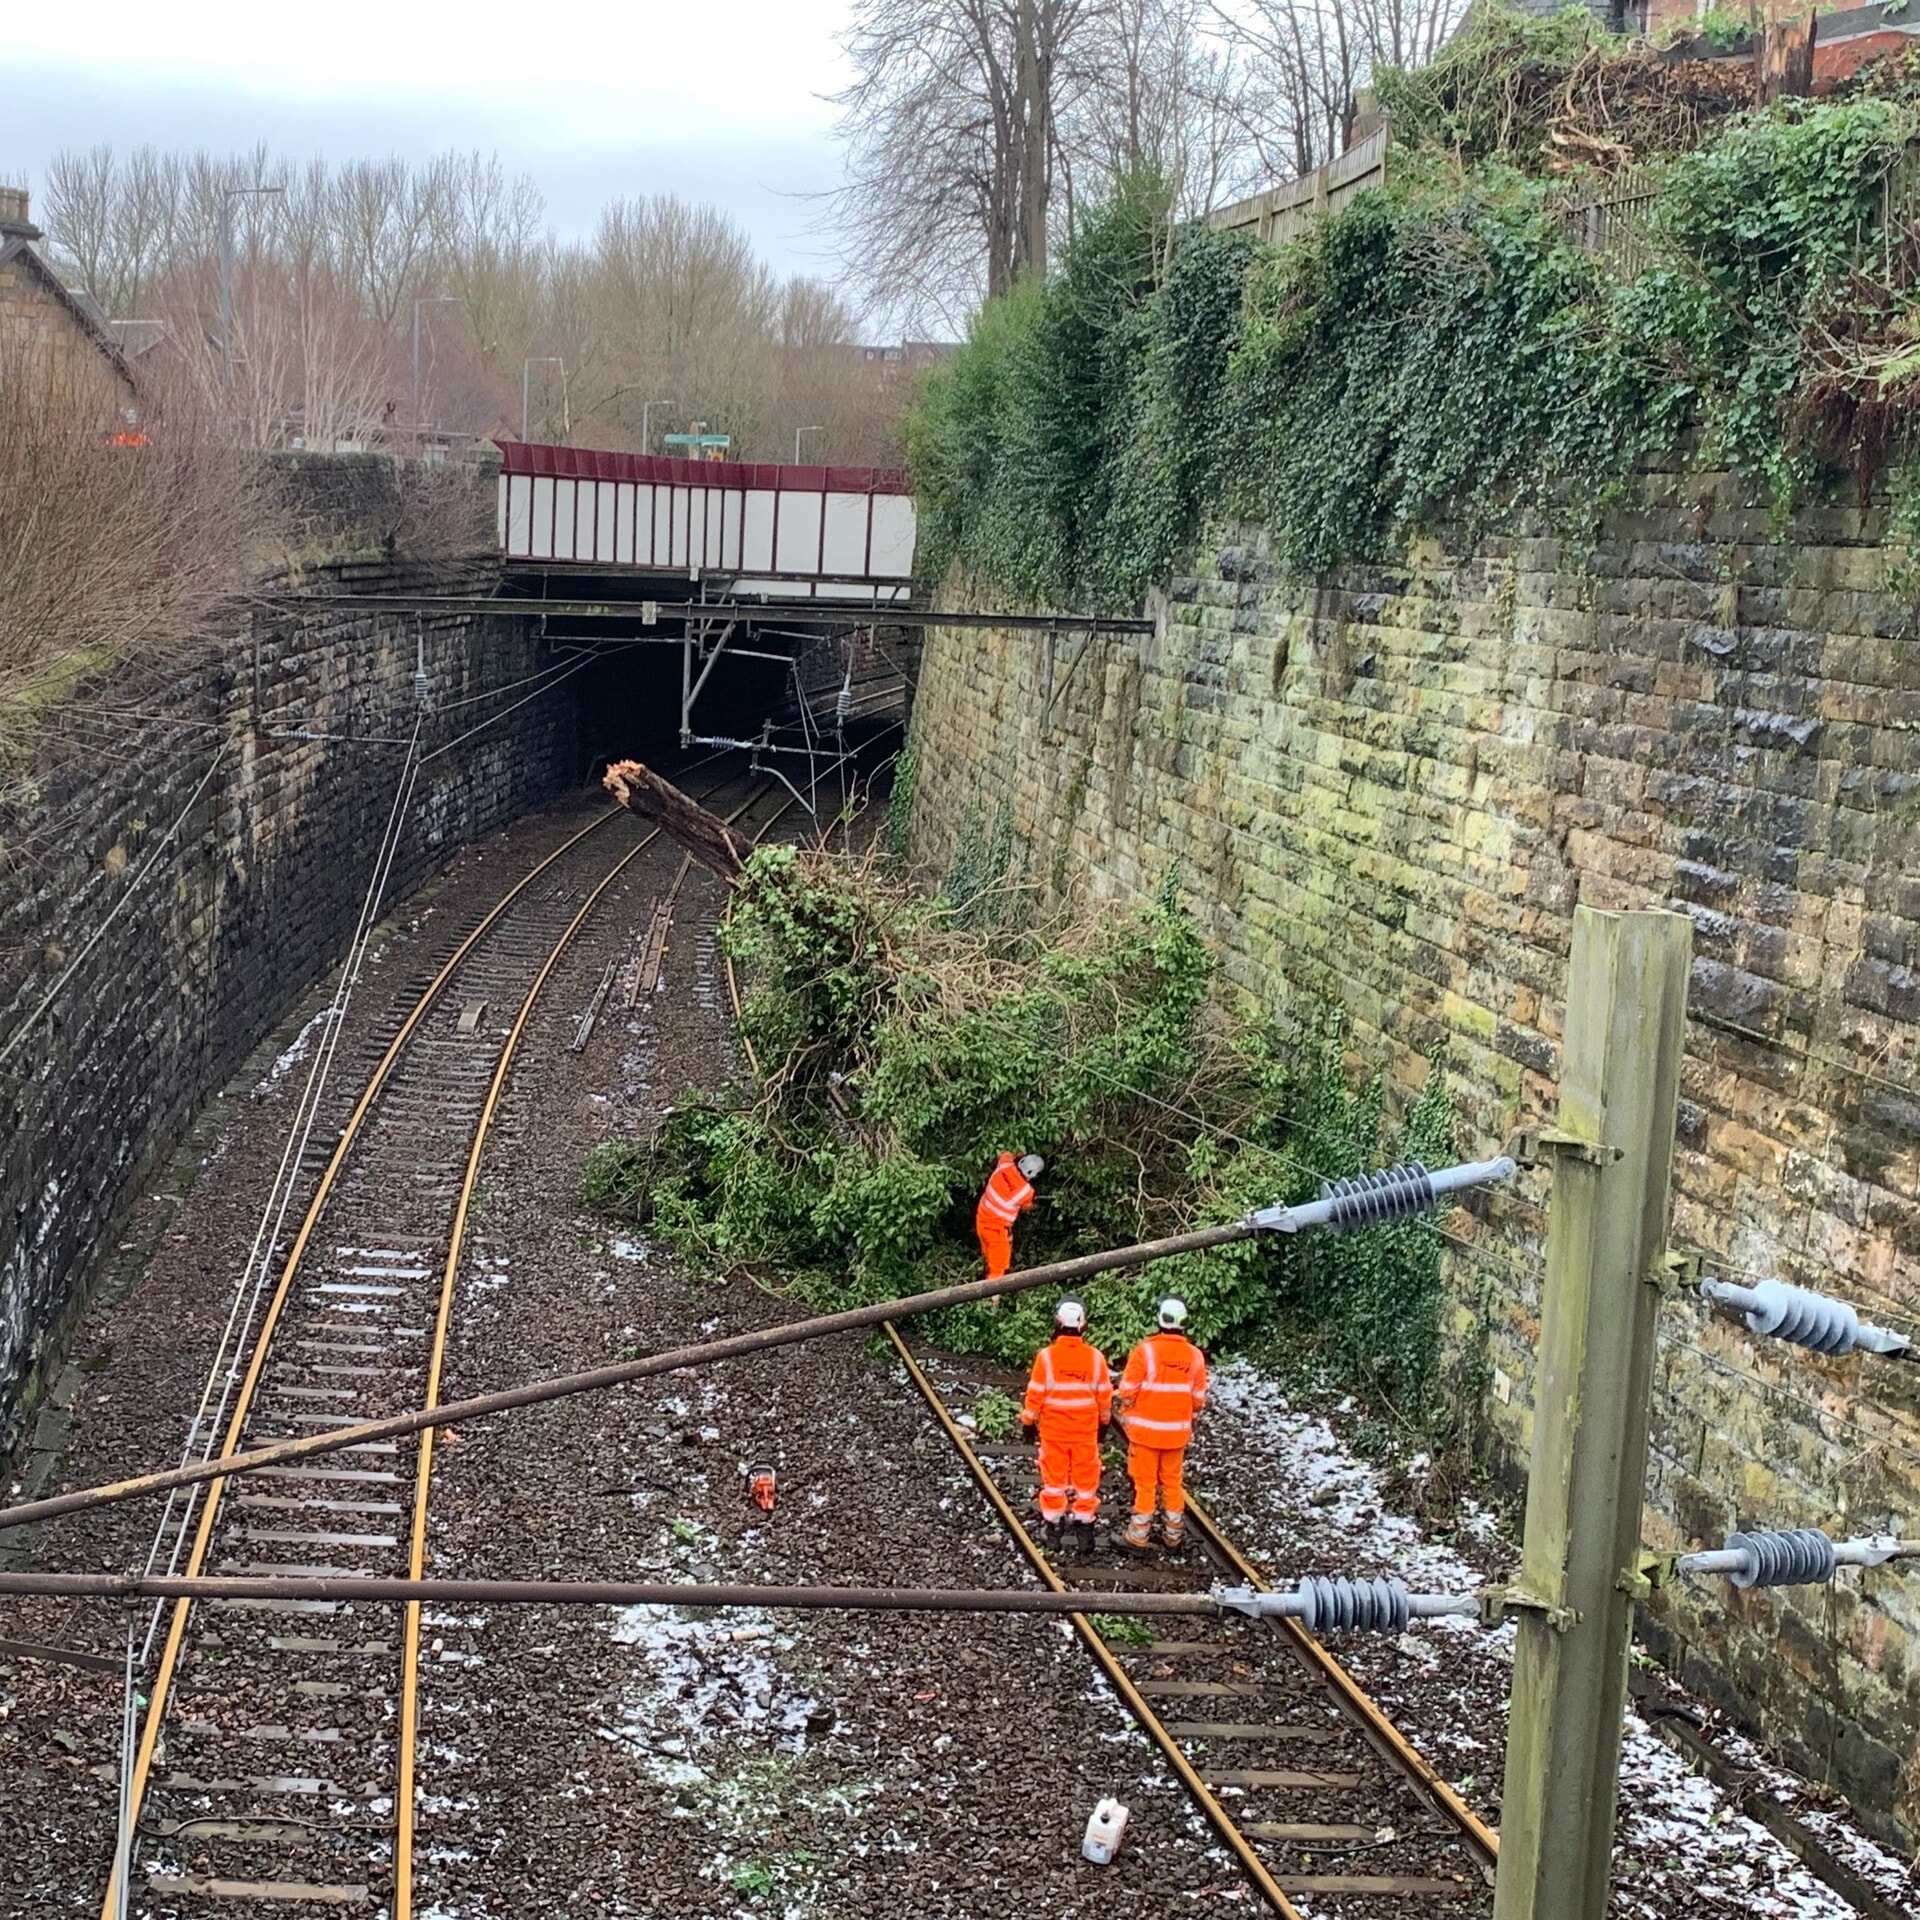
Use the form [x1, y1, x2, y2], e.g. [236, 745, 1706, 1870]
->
[602, 760, 745, 879]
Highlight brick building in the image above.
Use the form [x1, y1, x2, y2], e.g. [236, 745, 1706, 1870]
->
[0, 186, 136, 412]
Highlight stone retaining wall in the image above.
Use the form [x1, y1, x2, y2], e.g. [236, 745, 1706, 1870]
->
[0, 458, 580, 1464]
[907, 486, 1920, 1842]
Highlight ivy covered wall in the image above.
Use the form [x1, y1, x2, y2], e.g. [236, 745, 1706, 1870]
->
[907, 497, 1920, 1844]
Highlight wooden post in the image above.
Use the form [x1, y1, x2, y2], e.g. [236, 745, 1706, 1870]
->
[1492, 906, 1692, 1920]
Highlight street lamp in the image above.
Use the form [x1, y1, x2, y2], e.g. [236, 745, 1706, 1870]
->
[411, 297, 461, 452]
[521, 357, 567, 443]
[794, 425, 823, 464]
[220, 183, 284, 388]
[641, 398, 674, 456]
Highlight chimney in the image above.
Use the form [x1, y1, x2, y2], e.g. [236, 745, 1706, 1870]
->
[0, 186, 42, 241]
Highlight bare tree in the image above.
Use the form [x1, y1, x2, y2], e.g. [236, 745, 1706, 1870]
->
[832, 0, 1110, 329]
[31, 143, 916, 464]
[0, 342, 272, 754]
[1209, 0, 1466, 177]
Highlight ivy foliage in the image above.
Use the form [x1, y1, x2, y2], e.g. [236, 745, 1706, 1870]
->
[583, 845, 1459, 1411]
[909, 39, 1916, 601]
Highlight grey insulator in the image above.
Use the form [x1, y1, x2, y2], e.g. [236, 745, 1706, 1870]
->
[1319, 1162, 1436, 1235]
[1294, 1575, 1412, 1634]
[1725, 1528, 1837, 1590]
[1741, 1279, 1864, 1357]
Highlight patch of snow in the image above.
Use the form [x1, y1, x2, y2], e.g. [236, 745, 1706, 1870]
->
[603, 1605, 819, 1782]
[1616, 1714, 1856, 1918]
[256, 1007, 337, 1095]
[1205, 1361, 1480, 1601]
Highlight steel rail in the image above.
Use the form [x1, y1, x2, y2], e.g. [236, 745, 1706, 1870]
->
[392, 778, 786, 1920]
[95, 768, 742, 1920]
[883, 1326, 1306, 1917]
[93, 799, 634, 1920]
[1182, 1497, 1501, 1878]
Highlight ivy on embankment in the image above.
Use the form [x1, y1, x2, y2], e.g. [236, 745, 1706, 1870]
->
[584, 845, 1456, 1417]
[910, 8, 1920, 604]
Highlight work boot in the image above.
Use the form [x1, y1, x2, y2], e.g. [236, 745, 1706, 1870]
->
[1040, 1518, 1064, 1551]
[1068, 1518, 1098, 1558]
[1161, 1512, 1187, 1551]
[1122, 1513, 1153, 1551]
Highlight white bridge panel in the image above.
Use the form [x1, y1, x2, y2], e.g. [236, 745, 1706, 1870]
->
[822, 493, 871, 575]
[774, 492, 823, 574]
[742, 491, 776, 571]
[870, 495, 916, 577]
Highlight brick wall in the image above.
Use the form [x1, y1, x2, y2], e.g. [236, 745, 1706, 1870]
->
[908, 486, 1920, 1842]
[0, 250, 133, 411]
[0, 458, 581, 1465]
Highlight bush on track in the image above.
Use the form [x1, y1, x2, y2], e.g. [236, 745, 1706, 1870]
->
[585, 844, 1459, 1415]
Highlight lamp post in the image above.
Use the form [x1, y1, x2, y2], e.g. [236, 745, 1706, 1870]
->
[794, 425, 823, 464]
[641, 398, 674, 455]
[220, 183, 284, 388]
[411, 297, 461, 452]
[521, 357, 566, 443]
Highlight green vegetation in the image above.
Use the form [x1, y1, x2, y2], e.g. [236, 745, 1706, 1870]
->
[586, 845, 1457, 1414]
[1090, 1611, 1154, 1646]
[909, 6, 1920, 602]
[971, 1388, 1020, 1439]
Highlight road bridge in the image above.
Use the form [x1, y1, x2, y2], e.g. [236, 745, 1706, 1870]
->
[496, 439, 915, 601]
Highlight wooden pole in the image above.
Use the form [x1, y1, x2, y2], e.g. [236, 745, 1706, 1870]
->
[1492, 906, 1691, 1920]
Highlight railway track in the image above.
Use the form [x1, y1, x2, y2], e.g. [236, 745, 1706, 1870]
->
[107, 767, 784, 1920]
[890, 1337, 1498, 1916]
[719, 840, 1497, 1916]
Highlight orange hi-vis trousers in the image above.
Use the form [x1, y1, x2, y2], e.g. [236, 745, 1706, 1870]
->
[978, 1218, 1013, 1280]
[1037, 1432, 1102, 1523]
[1128, 1440, 1187, 1519]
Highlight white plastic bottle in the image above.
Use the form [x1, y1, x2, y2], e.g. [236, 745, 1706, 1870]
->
[1081, 1797, 1129, 1864]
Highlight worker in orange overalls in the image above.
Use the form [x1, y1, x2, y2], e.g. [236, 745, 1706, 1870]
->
[1020, 1297, 1112, 1553]
[1117, 1296, 1209, 1550]
[976, 1151, 1043, 1286]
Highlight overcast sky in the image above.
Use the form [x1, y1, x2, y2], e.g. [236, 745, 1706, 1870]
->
[0, 0, 856, 279]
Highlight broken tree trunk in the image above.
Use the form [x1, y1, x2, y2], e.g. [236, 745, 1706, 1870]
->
[602, 759, 747, 879]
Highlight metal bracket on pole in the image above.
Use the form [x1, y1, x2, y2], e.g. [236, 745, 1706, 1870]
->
[1477, 1587, 1580, 1634]
[1505, 1127, 1625, 1170]
[1651, 1250, 1700, 1299]
[1620, 1551, 1676, 1601]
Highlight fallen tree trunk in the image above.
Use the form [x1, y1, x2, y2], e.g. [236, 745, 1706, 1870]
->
[603, 758, 747, 878]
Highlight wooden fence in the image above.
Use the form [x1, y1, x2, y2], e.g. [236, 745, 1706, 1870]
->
[1209, 125, 1391, 246]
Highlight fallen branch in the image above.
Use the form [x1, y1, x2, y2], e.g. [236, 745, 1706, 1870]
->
[602, 758, 746, 879]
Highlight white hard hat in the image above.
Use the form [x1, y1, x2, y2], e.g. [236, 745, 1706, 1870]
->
[1017, 1153, 1045, 1179]
[1055, 1297, 1087, 1332]
[1157, 1296, 1188, 1331]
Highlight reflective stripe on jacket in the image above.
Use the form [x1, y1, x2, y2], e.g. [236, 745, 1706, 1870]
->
[1118, 1331, 1209, 1444]
[976, 1153, 1035, 1227]
[1021, 1335, 1113, 1438]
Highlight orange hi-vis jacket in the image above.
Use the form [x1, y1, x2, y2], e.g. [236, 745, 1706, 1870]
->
[1117, 1331, 1209, 1445]
[1021, 1332, 1113, 1441]
[976, 1153, 1035, 1232]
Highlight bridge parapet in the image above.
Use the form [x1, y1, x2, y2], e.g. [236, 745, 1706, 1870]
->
[496, 439, 915, 597]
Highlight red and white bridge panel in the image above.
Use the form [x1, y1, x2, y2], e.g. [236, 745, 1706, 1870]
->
[496, 441, 916, 600]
